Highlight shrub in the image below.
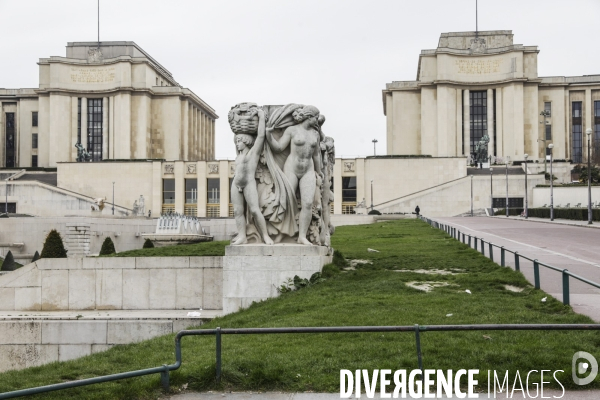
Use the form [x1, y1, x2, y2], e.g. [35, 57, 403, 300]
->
[1, 251, 17, 271]
[143, 238, 155, 249]
[321, 263, 340, 278]
[99, 237, 116, 255]
[495, 207, 600, 221]
[31, 251, 40, 262]
[40, 230, 68, 258]
[332, 249, 348, 268]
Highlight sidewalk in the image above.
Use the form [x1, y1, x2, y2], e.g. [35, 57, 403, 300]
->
[167, 389, 600, 399]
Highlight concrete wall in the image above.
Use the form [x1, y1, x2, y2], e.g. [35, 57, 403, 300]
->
[0, 181, 131, 218]
[376, 173, 545, 217]
[532, 186, 600, 208]
[0, 257, 223, 311]
[363, 157, 466, 208]
[0, 317, 198, 372]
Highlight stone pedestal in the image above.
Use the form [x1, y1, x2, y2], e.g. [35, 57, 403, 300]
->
[222, 245, 331, 314]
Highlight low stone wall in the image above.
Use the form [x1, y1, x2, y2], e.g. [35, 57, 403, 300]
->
[0, 312, 215, 372]
[0, 257, 223, 311]
[223, 245, 331, 314]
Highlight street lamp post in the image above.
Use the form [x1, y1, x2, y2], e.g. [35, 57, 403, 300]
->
[4, 179, 7, 214]
[549, 144, 554, 221]
[524, 154, 529, 219]
[490, 167, 493, 210]
[372, 139, 378, 156]
[586, 128, 593, 225]
[112, 181, 115, 215]
[505, 161, 509, 217]
[370, 180, 374, 212]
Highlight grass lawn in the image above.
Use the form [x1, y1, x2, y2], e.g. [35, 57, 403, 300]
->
[101, 240, 229, 257]
[0, 219, 598, 399]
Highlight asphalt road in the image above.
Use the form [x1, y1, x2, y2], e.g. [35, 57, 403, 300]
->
[434, 216, 600, 321]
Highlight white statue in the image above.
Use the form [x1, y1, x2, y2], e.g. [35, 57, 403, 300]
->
[138, 195, 145, 216]
[228, 103, 335, 246]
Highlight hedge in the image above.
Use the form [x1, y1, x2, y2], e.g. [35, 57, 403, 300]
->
[495, 207, 600, 221]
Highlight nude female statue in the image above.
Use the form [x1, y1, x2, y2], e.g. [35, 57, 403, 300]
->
[231, 108, 274, 245]
[266, 105, 323, 245]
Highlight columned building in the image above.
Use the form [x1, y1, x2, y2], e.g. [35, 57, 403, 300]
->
[0, 41, 218, 168]
[383, 30, 600, 164]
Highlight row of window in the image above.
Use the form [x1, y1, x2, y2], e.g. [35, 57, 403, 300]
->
[162, 178, 358, 212]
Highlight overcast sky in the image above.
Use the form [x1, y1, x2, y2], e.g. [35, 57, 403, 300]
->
[2, 0, 599, 160]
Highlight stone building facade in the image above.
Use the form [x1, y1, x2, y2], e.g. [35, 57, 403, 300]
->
[383, 30, 600, 164]
[0, 42, 218, 168]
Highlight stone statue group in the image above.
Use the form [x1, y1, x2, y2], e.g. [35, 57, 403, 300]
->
[229, 103, 335, 246]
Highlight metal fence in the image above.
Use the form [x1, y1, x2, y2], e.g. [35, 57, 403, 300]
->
[2, 323, 600, 399]
[420, 216, 600, 306]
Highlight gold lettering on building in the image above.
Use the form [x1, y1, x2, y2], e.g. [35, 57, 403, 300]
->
[455, 59, 502, 74]
[70, 67, 116, 83]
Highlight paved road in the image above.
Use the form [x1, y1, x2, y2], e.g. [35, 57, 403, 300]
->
[434, 216, 600, 321]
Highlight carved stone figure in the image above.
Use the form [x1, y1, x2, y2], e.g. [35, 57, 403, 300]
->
[75, 143, 92, 162]
[138, 195, 145, 216]
[132, 200, 139, 215]
[229, 102, 335, 246]
[230, 107, 273, 245]
[475, 134, 490, 164]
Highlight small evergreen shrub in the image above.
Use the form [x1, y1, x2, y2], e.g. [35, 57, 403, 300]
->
[31, 251, 40, 262]
[143, 238, 155, 249]
[322, 263, 340, 278]
[332, 249, 348, 268]
[40, 230, 68, 258]
[1, 251, 17, 271]
[99, 237, 116, 256]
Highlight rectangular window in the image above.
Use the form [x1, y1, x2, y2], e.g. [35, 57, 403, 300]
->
[32, 111, 38, 127]
[342, 177, 357, 202]
[469, 91, 487, 158]
[545, 124, 552, 141]
[87, 98, 103, 161]
[207, 178, 220, 204]
[163, 179, 175, 204]
[185, 179, 197, 204]
[31, 155, 38, 167]
[544, 102, 551, 116]
[32, 133, 38, 149]
[77, 98, 81, 144]
[594, 101, 600, 160]
[572, 102, 583, 163]
[5, 112, 15, 168]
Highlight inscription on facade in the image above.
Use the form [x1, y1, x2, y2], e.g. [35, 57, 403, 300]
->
[70, 67, 116, 83]
[455, 60, 501, 74]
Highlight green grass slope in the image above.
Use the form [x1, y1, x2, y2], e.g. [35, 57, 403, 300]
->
[0, 220, 598, 399]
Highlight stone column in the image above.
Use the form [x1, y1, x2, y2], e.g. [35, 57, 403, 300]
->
[197, 162, 207, 217]
[174, 161, 185, 214]
[586, 88, 592, 161]
[81, 98, 88, 148]
[487, 89, 494, 160]
[463, 90, 470, 157]
[102, 97, 108, 160]
[219, 160, 229, 217]
[333, 159, 342, 215]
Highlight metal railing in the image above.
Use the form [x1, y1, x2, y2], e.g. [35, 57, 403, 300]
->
[420, 216, 600, 306]
[2, 323, 600, 399]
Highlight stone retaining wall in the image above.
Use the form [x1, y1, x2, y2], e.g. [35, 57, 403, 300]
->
[0, 257, 223, 311]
